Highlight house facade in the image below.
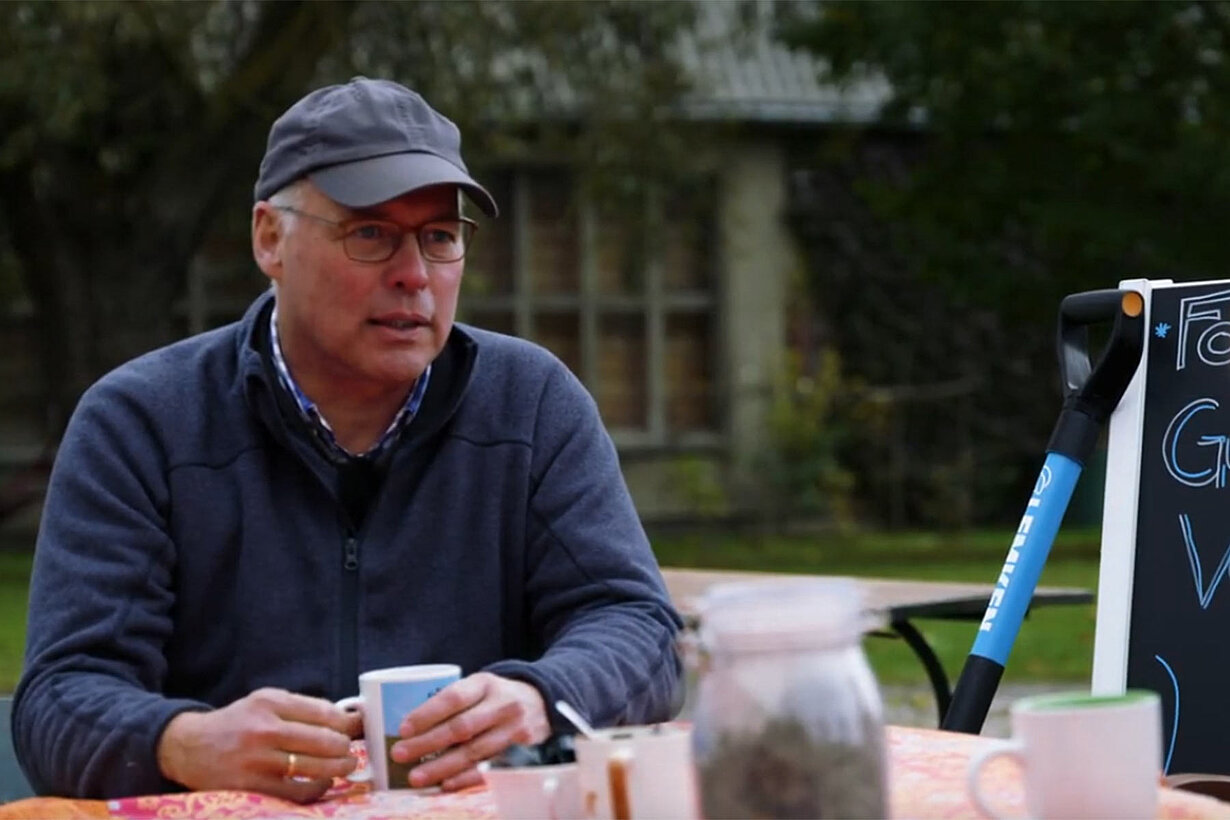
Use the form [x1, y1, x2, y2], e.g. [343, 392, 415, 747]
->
[446, 12, 884, 521]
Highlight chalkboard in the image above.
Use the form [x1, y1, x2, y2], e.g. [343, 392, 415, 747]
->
[1094, 277, 1230, 776]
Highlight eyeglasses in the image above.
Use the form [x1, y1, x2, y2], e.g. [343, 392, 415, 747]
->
[273, 205, 478, 264]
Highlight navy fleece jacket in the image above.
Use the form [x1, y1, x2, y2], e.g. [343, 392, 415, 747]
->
[13, 292, 682, 798]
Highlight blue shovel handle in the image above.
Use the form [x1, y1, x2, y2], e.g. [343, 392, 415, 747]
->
[941, 289, 1144, 734]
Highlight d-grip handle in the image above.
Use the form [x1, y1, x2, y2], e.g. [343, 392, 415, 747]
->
[607, 748, 635, 820]
[1049, 287, 1145, 469]
[967, 740, 1026, 819]
[1057, 289, 1137, 395]
[1056, 289, 1145, 418]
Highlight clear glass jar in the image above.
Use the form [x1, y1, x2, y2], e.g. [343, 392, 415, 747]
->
[689, 578, 888, 819]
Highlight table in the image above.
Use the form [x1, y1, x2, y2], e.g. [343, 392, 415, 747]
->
[1, 726, 1225, 819]
[660, 567, 1094, 726]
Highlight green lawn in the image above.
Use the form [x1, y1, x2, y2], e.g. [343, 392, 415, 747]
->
[651, 528, 1102, 687]
[0, 551, 31, 693]
[0, 528, 1103, 694]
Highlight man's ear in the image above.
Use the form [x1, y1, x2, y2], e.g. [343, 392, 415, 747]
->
[251, 203, 285, 284]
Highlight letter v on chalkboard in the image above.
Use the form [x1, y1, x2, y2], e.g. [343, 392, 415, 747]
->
[942, 288, 1145, 735]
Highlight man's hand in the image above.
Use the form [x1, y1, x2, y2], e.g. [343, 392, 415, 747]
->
[156, 687, 363, 803]
[390, 672, 549, 791]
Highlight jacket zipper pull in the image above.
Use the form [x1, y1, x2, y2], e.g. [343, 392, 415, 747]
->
[343, 537, 359, 571]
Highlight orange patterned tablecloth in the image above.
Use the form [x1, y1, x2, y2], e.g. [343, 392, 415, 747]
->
[3, 726, 1228, 819]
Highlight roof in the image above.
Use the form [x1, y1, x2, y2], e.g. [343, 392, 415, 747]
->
[483, 0, 888, 126]
[676, 1, 889, 124]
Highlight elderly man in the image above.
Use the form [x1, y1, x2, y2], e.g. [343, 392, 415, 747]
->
[13, 77, 682, 801]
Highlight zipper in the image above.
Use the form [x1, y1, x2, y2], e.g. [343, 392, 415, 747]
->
[340, 535, 360, 690]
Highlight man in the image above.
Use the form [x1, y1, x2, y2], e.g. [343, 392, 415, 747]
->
[12, 77, 683, 801]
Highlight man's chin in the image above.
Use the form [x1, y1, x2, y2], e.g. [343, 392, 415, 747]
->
[363, 360, 431, 388]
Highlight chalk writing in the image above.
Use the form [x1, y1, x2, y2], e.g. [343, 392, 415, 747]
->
[1176, 289, 1230, 370]
[1162, 398, 1230, 489]
[1155, 655, 1179, 775]
[1177, 514, 1230, 610]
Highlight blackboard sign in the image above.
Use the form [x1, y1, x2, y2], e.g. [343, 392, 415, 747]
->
[1094, 277, 1230, 775]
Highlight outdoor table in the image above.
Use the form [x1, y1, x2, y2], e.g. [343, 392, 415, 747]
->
[1, 726, 1225, 819]
[661, 566, 1094, 724]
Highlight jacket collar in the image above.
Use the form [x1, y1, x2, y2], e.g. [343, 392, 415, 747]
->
[235, 290, 479, 462]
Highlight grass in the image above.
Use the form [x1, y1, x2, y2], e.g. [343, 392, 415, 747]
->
[0, 551, 31, 694]
[651, 527, 1102, 687]
[0, 527, 1103, 694]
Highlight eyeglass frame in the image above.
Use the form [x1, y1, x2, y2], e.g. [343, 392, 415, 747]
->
[271, 204, 478, 264]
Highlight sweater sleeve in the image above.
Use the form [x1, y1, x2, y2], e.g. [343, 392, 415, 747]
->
[484, 364, 684, 731]
[12, 379, 210, 798]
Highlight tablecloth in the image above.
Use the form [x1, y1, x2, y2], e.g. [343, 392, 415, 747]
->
[3, 725, 1227, 819]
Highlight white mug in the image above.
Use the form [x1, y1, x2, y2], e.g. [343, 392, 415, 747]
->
[335, 663, 461, 790]
[481, 761, 582, 820]
[967, 689, 1162, 819]
[575, 724, 699, 820]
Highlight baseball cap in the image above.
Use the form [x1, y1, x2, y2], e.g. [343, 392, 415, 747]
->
[254, 77, 498, 216]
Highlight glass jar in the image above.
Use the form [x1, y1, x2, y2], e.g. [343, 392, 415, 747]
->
[689, 578, 888, 819]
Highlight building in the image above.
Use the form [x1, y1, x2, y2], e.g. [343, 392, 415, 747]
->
[448, 5, 884, 521]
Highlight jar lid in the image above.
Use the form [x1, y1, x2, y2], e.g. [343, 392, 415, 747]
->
[696, 577, 882, 653]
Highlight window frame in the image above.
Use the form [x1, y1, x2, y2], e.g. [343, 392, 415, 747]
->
[462, 167, 725, 451]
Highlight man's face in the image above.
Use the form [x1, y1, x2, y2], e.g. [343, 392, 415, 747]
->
[253, 183, 465, 397]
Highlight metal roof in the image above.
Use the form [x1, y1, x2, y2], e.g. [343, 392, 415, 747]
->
[480, 1, 888, 126]
[676, 1, 889, 124]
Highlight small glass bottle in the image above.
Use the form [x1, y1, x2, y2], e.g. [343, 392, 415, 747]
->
[689, 578, 888, 819]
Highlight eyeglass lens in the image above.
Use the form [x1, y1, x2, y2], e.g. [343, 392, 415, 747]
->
[343, 221, 474, 263]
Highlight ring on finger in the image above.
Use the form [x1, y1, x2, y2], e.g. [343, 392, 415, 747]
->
[285, 751, 298, 779]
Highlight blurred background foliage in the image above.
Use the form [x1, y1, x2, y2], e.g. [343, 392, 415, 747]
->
[3, 0, 1229, 531]
[779, 0, 1230, 525]
[760, 348, 860, 528]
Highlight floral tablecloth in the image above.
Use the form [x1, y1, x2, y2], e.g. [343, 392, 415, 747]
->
[3, 726, 1228, 819]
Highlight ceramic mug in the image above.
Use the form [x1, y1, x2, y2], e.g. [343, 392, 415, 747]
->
[481, 761, 582, 820]
[967, 689, 1162, 819]
[575, 723, 699, 820]
[335, 663, 462, 790]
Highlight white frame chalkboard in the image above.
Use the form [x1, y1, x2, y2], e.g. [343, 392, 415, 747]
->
[1090, 275, 1230, 774]
[1090, 276, 1230, 694]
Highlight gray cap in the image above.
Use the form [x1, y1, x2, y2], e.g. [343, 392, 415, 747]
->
[254, 77, 497, 216]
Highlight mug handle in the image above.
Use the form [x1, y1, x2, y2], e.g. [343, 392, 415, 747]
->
[967, 740, 1026, 819]
[333, 695, 372, 783]
[607, 747, 635, 820]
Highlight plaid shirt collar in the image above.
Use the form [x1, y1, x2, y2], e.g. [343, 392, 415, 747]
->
[269, 303, 430, 462]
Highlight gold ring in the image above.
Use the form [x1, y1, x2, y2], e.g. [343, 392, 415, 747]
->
[285, 752, 298, 779]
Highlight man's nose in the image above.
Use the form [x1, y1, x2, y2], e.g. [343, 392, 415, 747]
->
[385, 236, 430, 290]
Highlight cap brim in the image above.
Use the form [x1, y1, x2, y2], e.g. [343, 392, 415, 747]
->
[310, 153, 498, 217]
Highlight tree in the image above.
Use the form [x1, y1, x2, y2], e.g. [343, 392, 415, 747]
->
[779, 1, 1230, 524]
[0, 1, 358, 431]
[0, 0, 696, 437]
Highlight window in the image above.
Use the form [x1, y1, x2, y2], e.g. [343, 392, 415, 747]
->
[462, 168, 721, 448]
